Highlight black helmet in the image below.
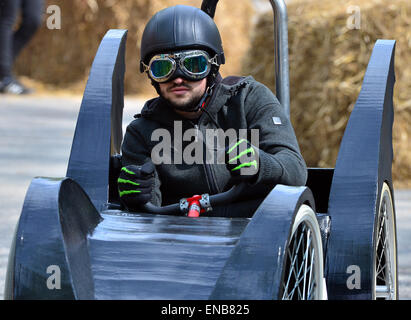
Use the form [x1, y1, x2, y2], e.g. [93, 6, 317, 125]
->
[140, 5, 225, 76]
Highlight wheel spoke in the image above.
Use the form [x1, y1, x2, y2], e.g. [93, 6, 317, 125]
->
[285, 229, 306, 299]
[284, 226, 313, 300]
[307, 247, 315, 299]
[283, 227, 306, 299]
[376, 235, 388, 278]
[374, 185, 397, 300]
[280, 206, 324, 300]
[302, 229, 311, 300]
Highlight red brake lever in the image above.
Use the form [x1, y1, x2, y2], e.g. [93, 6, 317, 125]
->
[186, 195, 204, 217]
[180, 194, 211, 218]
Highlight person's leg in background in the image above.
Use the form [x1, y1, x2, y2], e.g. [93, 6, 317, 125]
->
[0, 0, 43, 94]
[0, 0, 20, 83]
[13, 0, 43, 59]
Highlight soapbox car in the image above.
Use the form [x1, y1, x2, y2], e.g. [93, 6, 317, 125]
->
[4, 0, 398, 300]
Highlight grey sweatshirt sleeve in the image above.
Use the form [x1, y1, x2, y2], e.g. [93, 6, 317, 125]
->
[121, 119, 162, 206]
[244, 82, 308, 187]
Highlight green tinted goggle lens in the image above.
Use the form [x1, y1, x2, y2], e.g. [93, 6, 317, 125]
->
[150, 59, 173, 78]
[183, 55, 208, 74]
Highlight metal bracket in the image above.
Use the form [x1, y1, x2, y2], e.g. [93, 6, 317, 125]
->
[179, 199, 189, 214]
[199, 194, 212, 212]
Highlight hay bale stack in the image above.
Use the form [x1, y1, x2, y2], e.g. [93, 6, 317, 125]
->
[15, 0, 253, 96]
[243, 0, 411, 187]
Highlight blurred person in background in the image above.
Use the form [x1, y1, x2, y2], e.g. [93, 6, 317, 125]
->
[0, 0, 43, 95]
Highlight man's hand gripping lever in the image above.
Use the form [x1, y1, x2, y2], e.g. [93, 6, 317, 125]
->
[118, 161, 155, 210]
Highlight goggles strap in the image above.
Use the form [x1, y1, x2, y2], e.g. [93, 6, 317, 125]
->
[198, 84, 214, 110]
[141, 61, 150, 73]
[209, 54, 221, 67]
[198, 84, 220, 129]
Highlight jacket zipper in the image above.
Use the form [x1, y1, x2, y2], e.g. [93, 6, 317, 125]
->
[191, 121, 219, 195]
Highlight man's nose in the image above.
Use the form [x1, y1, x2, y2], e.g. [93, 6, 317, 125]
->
[172, 77, 184, 84]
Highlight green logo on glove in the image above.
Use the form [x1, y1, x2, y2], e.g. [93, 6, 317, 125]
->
[118, 168, 142, 197]
[226, 139, 259, 177]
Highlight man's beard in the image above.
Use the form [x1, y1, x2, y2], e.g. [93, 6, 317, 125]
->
[161, 83, 204, 112]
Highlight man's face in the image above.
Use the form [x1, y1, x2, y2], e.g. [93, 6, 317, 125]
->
[159, 77, 207, 112]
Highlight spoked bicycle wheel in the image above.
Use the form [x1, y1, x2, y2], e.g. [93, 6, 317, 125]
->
[280, 204, 327, 300]
[373, 182, 398, 300]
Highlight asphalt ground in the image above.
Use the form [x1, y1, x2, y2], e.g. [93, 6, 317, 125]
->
[0, 95, 410, 300]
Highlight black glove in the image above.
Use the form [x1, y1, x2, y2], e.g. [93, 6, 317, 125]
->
[225, 138, 259, 180]
[117, 161, 155, 208]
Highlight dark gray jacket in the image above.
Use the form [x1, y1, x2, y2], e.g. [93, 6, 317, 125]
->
[121, 76, 307, 215]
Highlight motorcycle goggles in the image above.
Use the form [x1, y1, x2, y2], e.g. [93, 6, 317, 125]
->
[142, 50, 220, 83]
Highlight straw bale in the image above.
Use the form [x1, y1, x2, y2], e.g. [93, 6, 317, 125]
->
[15, 0, 254, 96]
[243, 0, 411, 187]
